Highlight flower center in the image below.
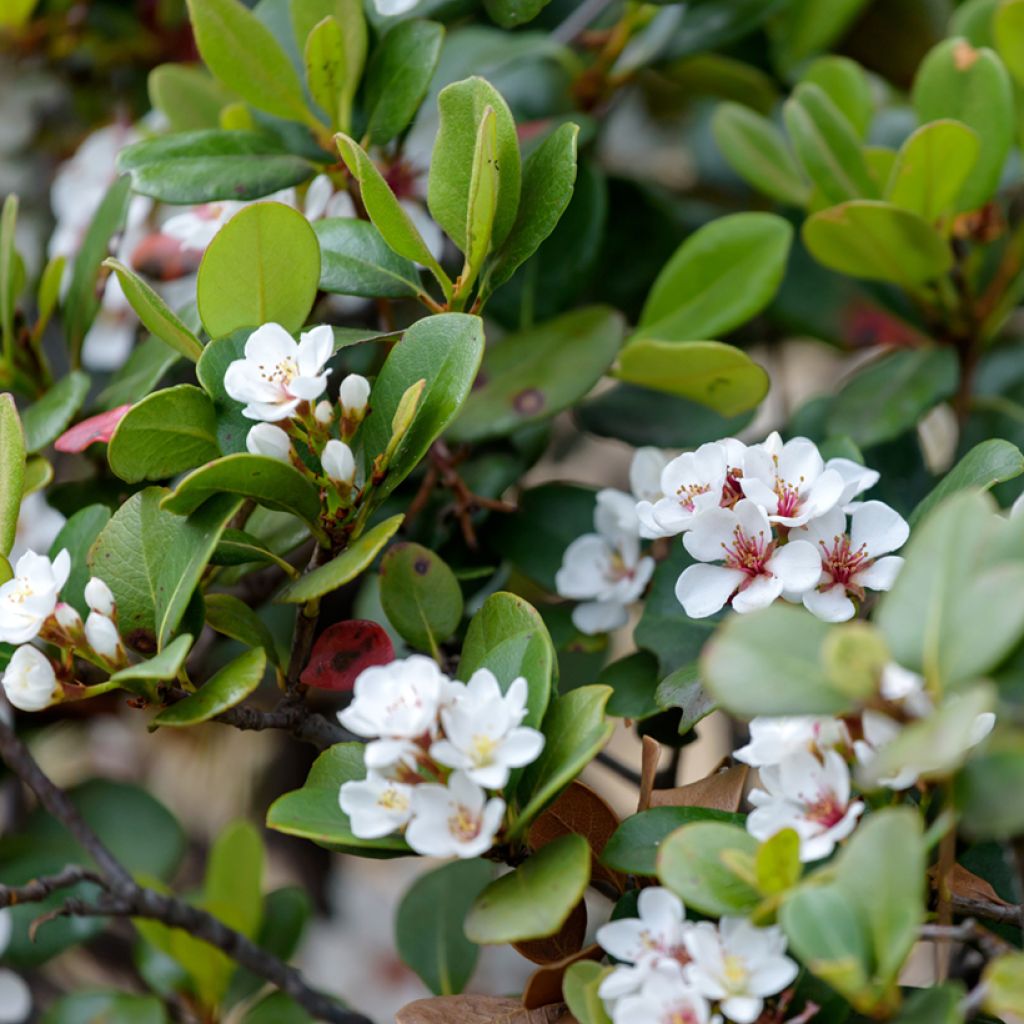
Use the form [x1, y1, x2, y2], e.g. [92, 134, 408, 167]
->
[257, 356, 299, 389]
[676, 481, 711, 512]
[470, 734, 498, 767]
[723, 953, 749, 990]
[819, 534, 871, 587]
[196, 203, 225, 221]
[608, 551, 635, 583]
[666, 1005, 700, 1024]
[775, 478, 804, 518]
[377, 786, 409, 812]
[721, 469, 744, 508]
[8, 579, 34, 604]
[722, 526, 772, 577]
[448, 805, 482, 843]
[806, 789, 847, 828]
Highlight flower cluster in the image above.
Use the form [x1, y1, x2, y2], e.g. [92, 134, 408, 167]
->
[337, 656, 545, 858]
[0, 550, 126, 712]
[556, 433, 909, 632]
[595, 888, 798, 1024]
[736, 663, 995, 861]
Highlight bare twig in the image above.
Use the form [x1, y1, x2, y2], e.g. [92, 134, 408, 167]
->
[951, 893, 1024, 928]
[0, 720, 370, 1024]
[285, 544, 331, 695]
[921, 919, 1013, 960]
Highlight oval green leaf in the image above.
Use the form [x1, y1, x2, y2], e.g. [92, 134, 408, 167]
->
[152, 648, 266, 727]
[379, 542, 463, 653]
[0, 394, 25, 557]
[314, 218, 421, 299]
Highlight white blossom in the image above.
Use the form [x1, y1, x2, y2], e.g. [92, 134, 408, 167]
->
[223, 323, 333, 421]
[794, 502, 908, 622]
[684, 918, 798, 1024]
[322, 439, 356, 485]
[337, 655, 446, 771]
[746, 749, 864, 862]
[597, 887, 691, 1003]
[246, 423, 293, 463]
[675, 500, 820, 618]
[339, 772, 415, 839]
[340, 374, 371, 417]
[734, 716, 849, 769]
[740, 433, 844, 528]
[84, 576, 115, 617]
[0, 549, 71, 644]
[555, 489, 655, 635]
[610, 967, 715, 1024]
[1, 645, 61, 712]
[827, 457, 880, 507]
[85, 612, 122, 661]
[430, 670, 544, 789]
[10, 492, 65, 566]
[0, 910, 31, 1024]
[404, 771, 505, 858]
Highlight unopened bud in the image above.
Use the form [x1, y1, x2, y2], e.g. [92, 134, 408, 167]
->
[246, 423, 292, 464]
[54, 602, 83, 634]
[85, 612, 123, 662]
[314, 400, 334, 425]
[322, 439, 355, 485]
[84, 577, 115, 617]
[340, 374, 370, 417]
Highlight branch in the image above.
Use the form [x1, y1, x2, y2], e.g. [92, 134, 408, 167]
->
[0, 719, 370, 1024]
[951, 893, 1024, 929]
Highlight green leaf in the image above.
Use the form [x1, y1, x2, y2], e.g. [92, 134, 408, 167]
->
[802, 56, 873, 138]
[335, 134, 449, 291]
[110, 635, 193, 700]
[515, 685, 614, 833]
[0, 0, 39, 29]
[102, 259, 204, 362]
[912, 37, 1014, 212]
[956, 732, 1024, 839]
[117, 130, 316, 204]
[212, 528, 298, 576]
[205, 592, 280, 665]
[657, 821, 761, 917]
[654, 663, 717, 736]
[485, 122, 579, 292]
[21, 455, 51, 496]
[205, 820, 264, 941]
[464, 834, 590, 944]
[562, 961, 613, 1024]
[601, 651, 661, 721]
[21, 371, 90, 454]
[895, 983, 965, 1024]
[242, 993, 313, 1024]
[450, 306, 623, 442]
[153, 648, 266, 727]
[197, 201, 321, 338]
[769, 0, 869, 71]
[996, 0, 1024, 84]
[50, 505, 110, 615]
[615, 339, 770, 418]
[711, 103, 810, 207]
[276, 514, 404, 603]
[195, 329, 253, 454]
[361, 313, 485, 500]
[149, 63, 235, 132]
[0, 194, 17, 362]
[783, 82, 878, 204]
[162, 454, 323, 532]
[635, 212, 793, 343]
[603, 806, 744, 877]
[42, 992, 169, 1024]
[826, 347, 958, 448]
[89, 488, 239, 652]
[0, 394, 25, 557]
[185, 0, 310, 122]
[457, 106, 500, 301]
[34, 254, 65, 344]
[292, 0, 366, 130]
[803, 200, 952, 288]
[755, 828, 801, 896]
[314, 218, 421, 298]
[702, 604, 855, 717]
[380, 542, 463, 653]
[910, 439, 1024, 527]
[108, 385, 220, 483]
[266, 742, 410, 853]
[364, 19, 445, 146]
[483, 0, 552, 28]
[428, 77, 521, 253]
[97, 336, 180, 411]
[304, 16, 346, 131]
[885, 120, 980, 223]
[396, 859, 493, 995]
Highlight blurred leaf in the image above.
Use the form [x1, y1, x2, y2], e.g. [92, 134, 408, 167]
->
[41, 992, 169, 1023]
[802, 56, 874, 137]
[206, 592, 281, 666]
[0, 394, 25, 557]
[97, 336, 180, 411]
[484, 0, 551, 28]
[770, 0, 871, 71]
[21, 371, 91, 454]
[562, 961, 612, 1024]
[314, 218, 422, 298]
[956, 731, 1024, 839]
[149, 63, 235, 132]
[601, 651, 661, 720]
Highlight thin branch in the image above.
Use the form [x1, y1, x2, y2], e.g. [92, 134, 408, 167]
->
[951, 893, 1024, 928]
[921, 919, 1013, 960]
[0, 865, 103, 907]
[286, 543, 331, 694]
[0, 719, 370, 1024]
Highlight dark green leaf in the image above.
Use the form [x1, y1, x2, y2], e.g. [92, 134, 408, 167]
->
[314, 218, 421, 298]
[205, 592, 281, 665]
[152, 648, 266, 727]
[50, 504, 110, 615]
[21, 371, 90, 454]
[380, 542, 463, 652]
[0, 394, 25, 557]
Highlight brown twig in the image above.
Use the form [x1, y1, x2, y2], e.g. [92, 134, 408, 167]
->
[0, 719, 370, 1024]
[285, 543, 330, 695]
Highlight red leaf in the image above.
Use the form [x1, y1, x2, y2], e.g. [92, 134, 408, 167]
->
[130, 232, 203, 281]
[55, 405, 132, 453]
[300, 620, 394, 691]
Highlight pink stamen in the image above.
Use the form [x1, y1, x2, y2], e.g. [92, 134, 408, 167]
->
[676, 482, 711, 513]
[721, 470, 744, 509]
[819, 534, 872, 592]
[721, 525, 773, 578]
[805, 790, 846, 828]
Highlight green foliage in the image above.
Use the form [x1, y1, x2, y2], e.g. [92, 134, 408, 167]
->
[314, 218, 422, 298]
[151, 648, 266, 727]
[0, 394, 24, 557]
[380, 542, 463, 653]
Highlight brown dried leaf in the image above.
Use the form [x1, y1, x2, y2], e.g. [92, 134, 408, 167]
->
[649, 761, 749, 813]
[638, 736, 659, 812]
[513, 899, 587, 965]
[522, 944, 603, 1009]
[528, 780, 624, 893]
[396, 996, 573, 1023]
[929, 862, 1014, 908]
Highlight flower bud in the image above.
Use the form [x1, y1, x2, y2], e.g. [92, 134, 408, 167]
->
[84, 576, 115, 616]
[1, 645, 62, 712]
[322, 439, 355, 485]
[54, 602, 83, 635]
[85, 612, 123, 662]
[246, 423, 292, 464]
[340, 374, 370, 417]
[314, 400, 334, 425]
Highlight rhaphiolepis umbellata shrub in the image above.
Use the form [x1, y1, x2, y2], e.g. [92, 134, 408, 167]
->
[1, 0, 1024, 1021]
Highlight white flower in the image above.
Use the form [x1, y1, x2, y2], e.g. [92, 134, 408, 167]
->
[630, 447, 668, 504]
[339, 771, 415, 839]
[430, 670, 544, 789]
[675, 500, 820, 618]
[684, 918, 798, 1024]
[337, 655, 446, 770]
[314, 400, 334, 425]
[10, 492, 65, 566]
[322, 439, 356, 485]
[794, 502, 908, 622]
[827, 457, 879, 507]
[734, 716, 849, 768]
[611, 966, 715, 1024]
[555, 489, 655, 635]
[246, 422, 293, 463]
[0, 909, 31, 1024]
[1, 646, 61, 712]
[879, 662, 932, 717]
[340, 374, 371, 417]
[641, 439, 746, 539]
[597, 887, 691, 1002]
[84, 576, 115, 616]
[405, 771, 505, 858]
[85, 612, 122, 661]
[223, 323, 333, 422]
[0, 549, 71, 644]
[746, 749, 865, 862]
[740, 433, 844, 528]
[163, 200, 247, 251]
